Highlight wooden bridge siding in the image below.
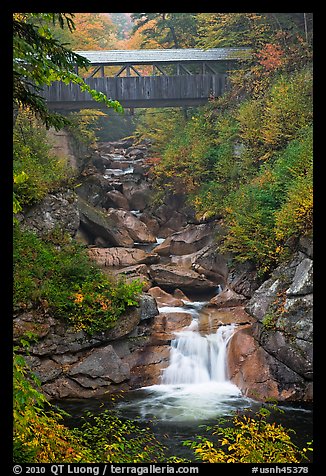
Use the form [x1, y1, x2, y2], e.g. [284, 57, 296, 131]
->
[43, 74, 227, 108]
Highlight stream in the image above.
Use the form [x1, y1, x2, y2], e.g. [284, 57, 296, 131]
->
[56, 298, 313, 460]
[55, 140, 312, 461]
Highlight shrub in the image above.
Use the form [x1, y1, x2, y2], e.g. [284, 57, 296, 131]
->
[13, 352, 92, 463]
[275, 174, 313, 242]
[14, 353, 166, 463]
[13, 110, 74, 207]
[221, 175, 283, 274]
[261, 68, 313, 149]
[71, 410, 166, 463]
[184, 407, 312, 463]
[221, 126, 313, 273]
[13, 225, 143, 334]
[237, 98, 265, 158]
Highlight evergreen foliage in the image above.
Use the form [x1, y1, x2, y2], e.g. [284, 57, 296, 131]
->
[13, 13, 122, 131]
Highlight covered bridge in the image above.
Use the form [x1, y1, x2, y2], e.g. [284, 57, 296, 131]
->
[43, 48, 251, 109]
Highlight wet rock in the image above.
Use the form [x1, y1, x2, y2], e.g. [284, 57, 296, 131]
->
[173, 289, 191, 301]
[150, 311, 193, 343]
[209, 288, 247, 308]
[242, 249, 313, 401]
[199, 306, 254, 334]
[148, 286, 185, 307]
[127, 345, 171, 388]
[227, 326, 282, 401]
[227, 326, 308, 401]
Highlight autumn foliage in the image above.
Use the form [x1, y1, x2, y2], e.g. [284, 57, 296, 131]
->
[256, 43, 285, 71]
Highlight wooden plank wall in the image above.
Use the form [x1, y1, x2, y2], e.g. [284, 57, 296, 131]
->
[43, 74, 227, 107]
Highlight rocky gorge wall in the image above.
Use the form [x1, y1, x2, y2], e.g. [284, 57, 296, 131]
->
[228, 235, 313, 401]
[14, 135, 313, 403]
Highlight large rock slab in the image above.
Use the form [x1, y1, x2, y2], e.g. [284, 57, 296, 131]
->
[209, 288, 247, 308]
[152, 236, 172, 256]
[68, 345, 130, 384]
[192, 245, 228, 285]
[103, 190, 130, 210]
[228, 261, 261, 298]
[126, 345, 171, 388]
[106, 209, 156, 243]
[199, 306, 254, 334]
[150, 311, 193, 343]
[149, 264, 217, 291]
[169, 222, 218, 255]
[242, 247, 313, 401]
[158, 211, 188, 237]
[122, 180, 152, 211]
[76, 173, 115, 207]
[227, 326, 309, 401]
[78, 197, 134, 246]
[88, 247, 159, 267]
[286, 258, 313, 296]
[148, 286, 185, 307]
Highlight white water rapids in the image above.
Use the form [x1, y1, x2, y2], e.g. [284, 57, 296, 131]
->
[161, 317, 236, 385]
[117, 301, 251, 422]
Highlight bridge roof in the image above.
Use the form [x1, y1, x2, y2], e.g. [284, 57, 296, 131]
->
[75, 48, 251, 66]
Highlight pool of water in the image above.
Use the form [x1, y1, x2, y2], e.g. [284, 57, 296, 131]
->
[55, 390, 313, 462]
[55, 298, 313, 462]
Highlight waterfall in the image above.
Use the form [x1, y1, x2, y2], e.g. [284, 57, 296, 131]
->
[116, 304, 248, 422]
[161, 316, 237, 386]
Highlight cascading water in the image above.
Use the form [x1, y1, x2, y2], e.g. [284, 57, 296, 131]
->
[161, 318, 236, 385]
[117, 301, 251, 422]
